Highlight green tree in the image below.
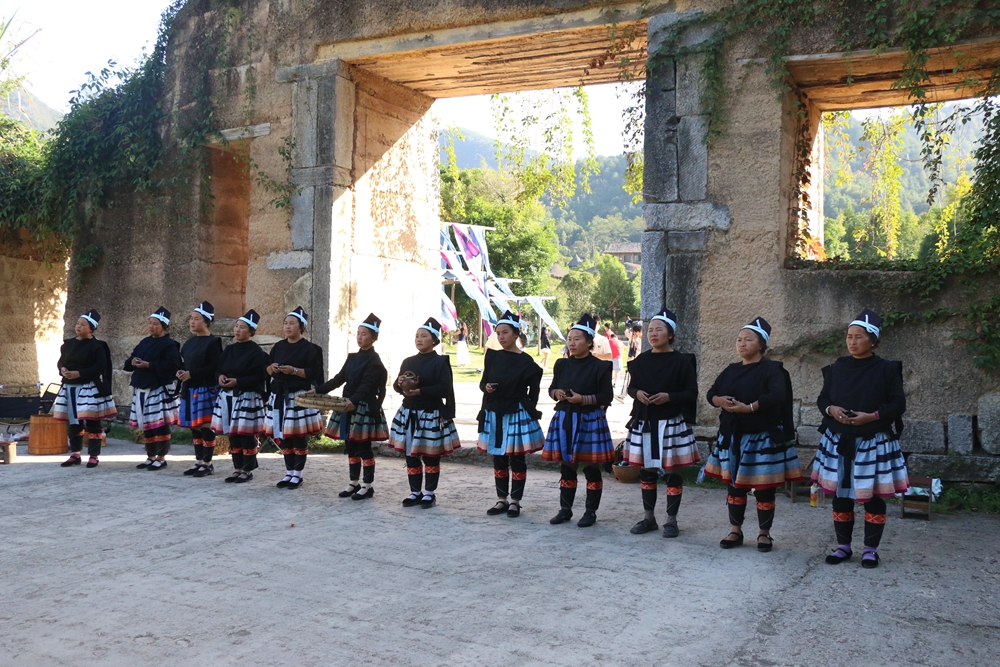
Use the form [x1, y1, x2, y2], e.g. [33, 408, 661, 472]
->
[592, 254, 637, 329]
[556, 270, 597, 328]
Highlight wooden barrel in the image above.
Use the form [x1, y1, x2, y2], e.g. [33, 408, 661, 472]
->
[28, 415, 68, 455]
[213, 435, 230, 457]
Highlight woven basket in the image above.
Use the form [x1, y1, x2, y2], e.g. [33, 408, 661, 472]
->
[612, 464, 641, 483]
[213, 435, 231, 456]
[294, 394, 350, 412]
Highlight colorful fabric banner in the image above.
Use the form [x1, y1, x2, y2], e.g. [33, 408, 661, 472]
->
[440, 289, 458, 332]
[527, 296, 564, 340]
[452, 223, 483, 273]
[469, 225, 493, 277]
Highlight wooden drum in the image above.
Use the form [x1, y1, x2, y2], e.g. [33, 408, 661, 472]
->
[28, 414, 68, 455]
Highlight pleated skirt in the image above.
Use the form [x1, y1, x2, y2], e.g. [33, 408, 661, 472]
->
[623, 416, 700, 470]
[541, 409, 615, 464]
[265, 390, 324, 441]
[705, 432, 803, 489]
[179, 385, 220, 428]
[476, 407, 545, 456]
[128, 386, 180, 432]
[810, 429, 909, 501]
[325, 401, 389, 443]
[52, 382, 117, 424]
[211, 390, 266, 436]
[388, 407, 462, 457]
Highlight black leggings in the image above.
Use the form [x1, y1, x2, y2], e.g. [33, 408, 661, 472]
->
[726, 486, 777, 531]
[832, 496, 888, 548]
[493, 454, 528, 501]
[68, 421, 104, 457]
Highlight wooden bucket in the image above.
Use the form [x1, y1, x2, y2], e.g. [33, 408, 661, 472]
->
[213, 435, 230, 456]
[28, 415, 68, 455]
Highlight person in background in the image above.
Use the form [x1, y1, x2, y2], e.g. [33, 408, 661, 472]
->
[178, 301, 223, 477]
[628, 323, 642, 361]
[591, 317, 612, 362]
[455, 321, 471, 367]
[539, 324, 552, 370]
[605, 322, 622, 387]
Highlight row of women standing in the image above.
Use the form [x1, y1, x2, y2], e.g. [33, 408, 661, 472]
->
[52, 304, 909, 566]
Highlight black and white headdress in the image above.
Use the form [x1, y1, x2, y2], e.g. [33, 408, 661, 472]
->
[650, 308, 678, 333]
[570, 313, 598, 337]
[497, 310, 520, 329]
[741, 316, 771, 343]
[150, 306, 171, 326]
[360, 312, 381, 333]
[419, 317, 442, 339]
[239, 309, 260, 330]
[287, 306, 307, 326]
[849, 308, 882, 338]
[80, 309, 101, 330]
[193, 301, 215, 323]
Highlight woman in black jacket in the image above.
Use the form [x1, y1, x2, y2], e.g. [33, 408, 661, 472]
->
[53, 309, 116, 468]
[388, 317, 460, 508]
[541, 314, 615, 528]
[704, 317, 802, 552]
[210, 310, 270, 484]
[266, 307, 325, 490]
[811, 309, 909, 569]
[125, 307, 182, 471]
[314, 313, 389, 499]
[177, 301, 223, 477]
[477, 311, 544, 518]
[624, 309, 699, 538]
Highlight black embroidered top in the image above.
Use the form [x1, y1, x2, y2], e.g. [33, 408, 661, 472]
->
[548, 354, 613, 413]
[124, 335, 181, 389]
[180, 335, 223, 392]
[392, 351, 456, 419]
[57, 337, 114, 396]
[216, 340, 270, 396]
[269, 338, 324, 395]
[479, 349, 543, 419]
[317, 347, 388, 408]
[817, 355, 906, 438]
[627, 350, 698, 425]
[706, 359, 786, 437]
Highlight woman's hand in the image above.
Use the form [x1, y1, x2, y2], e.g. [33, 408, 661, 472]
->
[712, 395, 735, 409]
[267, 363, 281, 376]
[132, 357, 149, 369]
[552, 389, 568, 402]
[403, 388, 420, 397]
[648, 392, 670, 405]
[219, 375, 237, 389]
[61, 369, 80, 380]
[485, 383, 497, 394]
[831, 406, 876, 427]
[343, 399, 356, 412]
[303, 388, 316, 395]
[636, 390, 650, 405]
[176, 370, 191, 382]
[279, 365, 297, 375]
[565, 390, 585, 405]
[727, 400, 752, 414]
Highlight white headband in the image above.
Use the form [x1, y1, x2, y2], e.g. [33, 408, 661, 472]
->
[288, 311, 307, 326]
[497, 317, 519, 329]
[651, 314, 677, 332]
[571, 323, 595, 337]
[419, 323, 440, 337]
[741, 323, 770, 343]
[80, 314, 98, 329]
[150, 312, 170, 326]
[360, 321, 380, 333]
[194, 307, 214, 322]
[238, 316, 259, 330]
[849, 316, 880, 338]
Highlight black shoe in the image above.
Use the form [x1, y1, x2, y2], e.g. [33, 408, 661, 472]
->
[86, 457, 99, 469]
[352, 486, 374, 500]
[577, 511, 597, 528]
[401, 492, 421, 507]
[549, 509, 573, 525]
[184, 465, 202, 476]
[662, 523, 680, 538]
[861, 549, 879, 569]
[276, 475, 293, 488]
[233, 472, 253, 484]
[225, 471, 241, 483]
[720, 531, 744, 549]
[339, 484, 361, 498]
[757, 534, 773, 552]
[487, 500, 509, 516]
[287, 476, 302, 489]
[506, 503, 521, 518]
[420, 493, 436, 509]
[136, 459, 154, 469]
[192, 464, 214, 477]
[148, 460, 167, 471]
[630, 518, 659, 535]
[61, 456, 82, 467]
[825, 546, 853, 564]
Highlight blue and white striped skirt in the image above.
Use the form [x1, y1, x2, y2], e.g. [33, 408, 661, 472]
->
[477, 407, 545, 456]
[265, 390, 324, 442]
[705, 431, 802, 489]
[52, 382, 117, 424]
[179, 385, 220, 428]
[129, 386, 181, 432]
[541, 409, 615, 464]
[325, 401, 389, 443]
[811, 429, 909, 501]
[624, 416, 700, 469]
[211, 390, 267, 436]
[388, 407, 461, 457]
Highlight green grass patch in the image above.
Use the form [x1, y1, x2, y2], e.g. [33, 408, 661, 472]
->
[442, 345, 555, 382]
[307, 435, 345, 453]
[939, 483, 1000, 514]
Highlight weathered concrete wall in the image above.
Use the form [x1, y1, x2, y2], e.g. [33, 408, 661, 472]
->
[0, 241, 68, 389]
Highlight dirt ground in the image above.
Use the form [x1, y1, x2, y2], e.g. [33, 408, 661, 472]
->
[2, 383, 999, 666]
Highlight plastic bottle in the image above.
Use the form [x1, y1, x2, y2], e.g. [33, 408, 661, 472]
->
[810, 483, 819, 507]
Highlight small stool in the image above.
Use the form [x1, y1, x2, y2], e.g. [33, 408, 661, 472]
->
[900, 474, 933, 519]
[0, 441, 17, 464]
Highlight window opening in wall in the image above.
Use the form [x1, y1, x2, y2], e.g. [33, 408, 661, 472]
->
[802, 100, 983, 263]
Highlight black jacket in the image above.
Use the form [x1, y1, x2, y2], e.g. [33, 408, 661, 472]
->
[318, 347, 387, 408]
[392, 351, 456, 419]
[180, 335, 223, 396]
[707, 358, 793, 443]
[124, 335, 181, 390]
[57, 337, 114, 397]
[479, 348, 543, 419]
[216, 340, 270, 396]
[548, 354, 613, 413]
[817, 355, 905, 438]
[269, 338, 325, 395]
[627, 350, 698, 426]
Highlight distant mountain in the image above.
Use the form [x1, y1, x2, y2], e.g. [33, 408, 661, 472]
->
[2, 87, 63, 131]
[439, 127, 499, 170]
